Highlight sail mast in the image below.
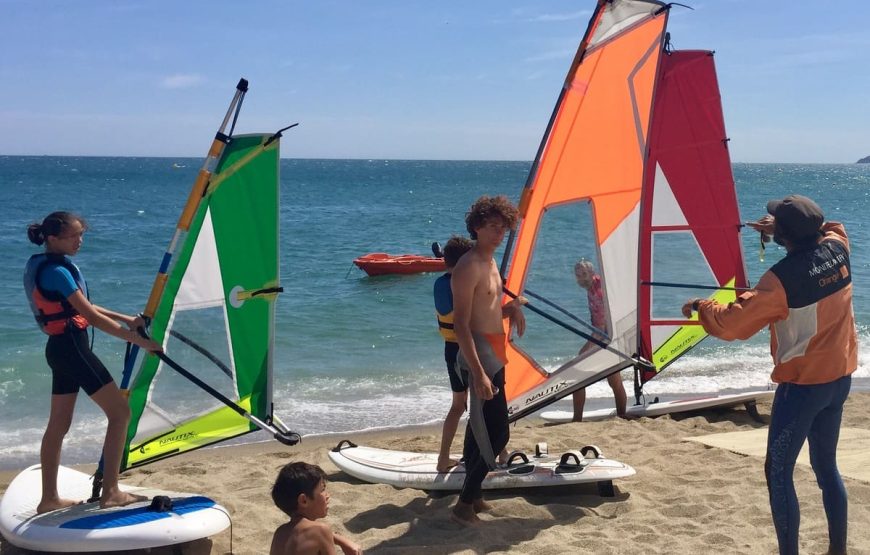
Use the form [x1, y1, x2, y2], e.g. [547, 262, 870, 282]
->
[120, 79, 249, 392]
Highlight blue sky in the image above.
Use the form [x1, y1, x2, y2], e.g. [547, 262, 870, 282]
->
[1, 1, 868, 162]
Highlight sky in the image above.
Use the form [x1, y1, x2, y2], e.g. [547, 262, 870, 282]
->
[1, 0, 868, 163]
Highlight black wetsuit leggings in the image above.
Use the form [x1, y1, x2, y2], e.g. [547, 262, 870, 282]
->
[459, 370, 509, 504]
[45, 327, 113, 396]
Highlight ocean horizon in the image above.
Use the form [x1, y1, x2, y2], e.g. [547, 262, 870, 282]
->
[0, 156, 867, 470]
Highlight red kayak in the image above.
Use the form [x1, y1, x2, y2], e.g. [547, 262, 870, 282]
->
[353, 253, 447, 276]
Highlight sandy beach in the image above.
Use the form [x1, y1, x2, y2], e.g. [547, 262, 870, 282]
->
[2, 392, 868, 555]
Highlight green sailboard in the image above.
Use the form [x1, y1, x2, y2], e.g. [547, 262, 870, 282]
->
[121, 128, 297, 470]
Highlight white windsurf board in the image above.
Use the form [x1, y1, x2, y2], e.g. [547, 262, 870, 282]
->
[540, 390, 774, 423]
[0, 464, 230, 553]
[328, 440, 635, 494]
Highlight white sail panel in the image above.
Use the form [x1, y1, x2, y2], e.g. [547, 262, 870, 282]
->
[651, 162, 688, 227]
[175, 209, 224, 310]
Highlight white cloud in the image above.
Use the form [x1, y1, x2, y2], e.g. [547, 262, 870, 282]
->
[523, 49, 574, 63]
[529, 11, 589, 23]
[160, 74, 205, 89]
[524, 70, 549, 81]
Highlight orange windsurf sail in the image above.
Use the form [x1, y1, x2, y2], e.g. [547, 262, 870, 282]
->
[500, 1, 748, 421]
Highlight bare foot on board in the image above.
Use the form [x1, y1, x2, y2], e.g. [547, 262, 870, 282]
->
[436, 457, 460, 473]
[100, 490, 148, 510]
[36, 497, 82, 514]
[451, 503, 481, 527]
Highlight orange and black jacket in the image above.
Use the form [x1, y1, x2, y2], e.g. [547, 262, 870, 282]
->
[697, 222, 857, 385]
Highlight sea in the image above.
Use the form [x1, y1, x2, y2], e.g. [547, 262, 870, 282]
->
[0, 157, 868, 470]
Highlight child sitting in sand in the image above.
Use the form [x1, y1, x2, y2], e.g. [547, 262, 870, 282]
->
[270, 462, 362, 555]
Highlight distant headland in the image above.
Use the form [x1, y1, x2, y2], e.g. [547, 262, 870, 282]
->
[859, 156, 870, 163]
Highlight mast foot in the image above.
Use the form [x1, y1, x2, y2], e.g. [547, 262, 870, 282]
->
[275, 430, 301, 446]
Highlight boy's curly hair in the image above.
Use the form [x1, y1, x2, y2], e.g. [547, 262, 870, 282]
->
[271, 462, 327, 517]
[442, 235, 473, 268]
[465, 195, 518, 240]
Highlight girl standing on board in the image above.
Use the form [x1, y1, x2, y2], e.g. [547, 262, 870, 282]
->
[24, 211, 162, 513]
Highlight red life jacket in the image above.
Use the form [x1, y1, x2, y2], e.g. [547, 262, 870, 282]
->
[23, 253, 89, 335]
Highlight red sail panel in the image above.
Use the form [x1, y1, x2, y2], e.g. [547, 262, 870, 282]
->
[638, 50, 749, 381]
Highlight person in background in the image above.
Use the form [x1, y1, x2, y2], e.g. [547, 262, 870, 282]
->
[433, 235, 474, 472]
[682, 195, 856, 555]
[24, 211, 162, 513]
[270, 461, 362, 555]
[571, 259, 627, 421]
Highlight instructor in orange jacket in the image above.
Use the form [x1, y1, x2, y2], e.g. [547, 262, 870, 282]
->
[682, 195, 856, 555]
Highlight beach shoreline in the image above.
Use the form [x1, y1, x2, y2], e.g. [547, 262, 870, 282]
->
[2, 392, 869, 554]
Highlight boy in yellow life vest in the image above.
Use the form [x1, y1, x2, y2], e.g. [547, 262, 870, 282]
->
[433, 236, 473, 472]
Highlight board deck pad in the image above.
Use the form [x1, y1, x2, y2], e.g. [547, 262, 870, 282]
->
[328, 441, 635, 493]
[0, 465, 229, 553]
[540, 390, 774, 423]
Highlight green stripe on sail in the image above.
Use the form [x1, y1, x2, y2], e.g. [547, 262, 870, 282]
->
[212, 134, 280, 418]
[651, 278, 738, 370]
[122, 134, 280, 470]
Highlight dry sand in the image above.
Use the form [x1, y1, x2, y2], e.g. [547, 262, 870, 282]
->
[2, 392, 868, 554]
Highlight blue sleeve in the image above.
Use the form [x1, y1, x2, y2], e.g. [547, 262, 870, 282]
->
[39, 266, 80, 299]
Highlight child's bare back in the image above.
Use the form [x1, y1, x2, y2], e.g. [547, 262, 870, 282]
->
[270, 518, 334, 555]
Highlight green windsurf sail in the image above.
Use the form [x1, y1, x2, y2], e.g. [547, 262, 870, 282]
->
[119, 81, 299, 471]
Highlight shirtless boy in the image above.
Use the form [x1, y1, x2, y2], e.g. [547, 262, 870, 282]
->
[270, 462, 362, 555]
[450, 195, 524, 526]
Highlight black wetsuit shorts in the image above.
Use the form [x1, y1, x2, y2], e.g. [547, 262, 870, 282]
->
[45, 327, 114, 396]
[444, 341, 468, 393]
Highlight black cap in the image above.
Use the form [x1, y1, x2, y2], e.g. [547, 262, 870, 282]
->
[766, 195, 824, 242]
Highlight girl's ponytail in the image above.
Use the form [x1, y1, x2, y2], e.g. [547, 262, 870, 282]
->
[26, 222, 45, 245]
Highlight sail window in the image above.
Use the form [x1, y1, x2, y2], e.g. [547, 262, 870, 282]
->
[649, 231, 718, 321]
[149, 306, 238, 421]
[511, 200, 608, 373]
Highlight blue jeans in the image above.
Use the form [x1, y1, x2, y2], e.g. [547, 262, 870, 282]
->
[766, 375, 851, 555]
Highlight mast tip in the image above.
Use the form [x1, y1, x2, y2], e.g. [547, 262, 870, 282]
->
[237, 78, 249, 92]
